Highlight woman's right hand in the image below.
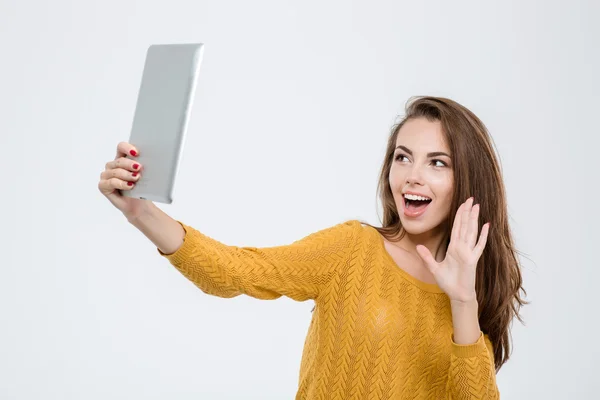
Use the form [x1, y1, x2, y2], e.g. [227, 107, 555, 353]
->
[98, 141, 152, 220]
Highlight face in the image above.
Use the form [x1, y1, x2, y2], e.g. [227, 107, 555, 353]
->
[389, 117, 454, 236]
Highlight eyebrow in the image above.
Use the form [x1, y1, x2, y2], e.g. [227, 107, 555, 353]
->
[395, 145, 451, 158]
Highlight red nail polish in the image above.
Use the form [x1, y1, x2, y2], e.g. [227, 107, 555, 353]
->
[132, 172, 138, 177]
[127, 182, 133, 186]
[133, 163, 139, 170]
[130, 150, 137, 156]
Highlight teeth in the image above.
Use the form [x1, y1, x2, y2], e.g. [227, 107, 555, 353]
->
[404, 193, 431, 201]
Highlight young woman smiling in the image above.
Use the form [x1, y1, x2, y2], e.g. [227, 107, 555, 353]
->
[98, 96, 526, 399]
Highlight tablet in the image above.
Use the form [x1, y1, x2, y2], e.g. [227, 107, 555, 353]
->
[121, 43, 204, 204]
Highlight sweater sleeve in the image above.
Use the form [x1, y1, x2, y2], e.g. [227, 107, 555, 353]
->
[446, 332, 500, 399]
[157, 219, 359, 301]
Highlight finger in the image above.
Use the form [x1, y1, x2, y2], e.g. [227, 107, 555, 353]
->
[100, 167, 141, 182]
[105, 157, 142, 172]
[474, 222, 490, 257]
[115, 141, 139, 160]
[466, 203, 480, 248]
[416, 245, 439, 275]
[98, 176, 136, 195]
[460, 197, 474, 241]
[451, 202, 465, 242]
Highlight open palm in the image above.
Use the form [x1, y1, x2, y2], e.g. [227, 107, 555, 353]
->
[416, 197, 490, 302]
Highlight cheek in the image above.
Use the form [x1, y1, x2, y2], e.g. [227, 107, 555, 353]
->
[388, 169, 403, 190]
[430, 175, 453, 204]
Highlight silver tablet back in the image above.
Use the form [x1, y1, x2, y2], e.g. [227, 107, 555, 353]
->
[122, 43, 204, 204]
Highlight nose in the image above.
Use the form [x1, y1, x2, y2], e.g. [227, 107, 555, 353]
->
[405, 164, 424, 186]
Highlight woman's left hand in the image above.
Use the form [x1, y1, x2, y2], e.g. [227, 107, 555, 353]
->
[416, 197, 490, 303]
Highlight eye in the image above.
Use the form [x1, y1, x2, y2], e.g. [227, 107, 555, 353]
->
[394, 153, 408, 162]
[432, 159, 448, 167]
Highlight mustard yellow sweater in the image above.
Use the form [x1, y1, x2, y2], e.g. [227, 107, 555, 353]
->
[158, 219, 500, 399]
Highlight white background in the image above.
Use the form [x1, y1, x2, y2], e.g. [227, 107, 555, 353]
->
[1, 0, 598, 398]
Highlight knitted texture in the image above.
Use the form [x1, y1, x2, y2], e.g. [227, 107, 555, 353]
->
[158, 219, 499, 399]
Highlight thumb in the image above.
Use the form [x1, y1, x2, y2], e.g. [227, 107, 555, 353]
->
[416, 245, 439, 275]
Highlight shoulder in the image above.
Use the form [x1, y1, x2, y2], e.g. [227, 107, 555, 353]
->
[344, 219, 376, 234]
[316, 219, 362, 237]
[334, 219, 376, 243]
[331, 219, 369, 233]
[299, 219, 363, 242]
[295, 219, 374, 245]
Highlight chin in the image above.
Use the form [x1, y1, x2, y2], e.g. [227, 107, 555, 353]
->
[397, 201, 445, 236]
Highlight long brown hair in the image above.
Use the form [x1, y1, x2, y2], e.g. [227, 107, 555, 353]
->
[361, 96, 528, 372]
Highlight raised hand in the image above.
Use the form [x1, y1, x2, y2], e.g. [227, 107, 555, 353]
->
[416, 197, 490, 303]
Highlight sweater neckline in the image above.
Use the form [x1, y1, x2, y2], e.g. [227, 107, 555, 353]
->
[366, 224, 446, 294]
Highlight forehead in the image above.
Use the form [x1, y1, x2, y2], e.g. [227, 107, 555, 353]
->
[395, 118, 449, 152]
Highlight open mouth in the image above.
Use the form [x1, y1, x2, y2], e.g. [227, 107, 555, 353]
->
[403, 194, 432, 217]
[405, 198, 432, 209]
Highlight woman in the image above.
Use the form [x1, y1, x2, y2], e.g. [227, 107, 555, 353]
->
[98, 96, 527, 399]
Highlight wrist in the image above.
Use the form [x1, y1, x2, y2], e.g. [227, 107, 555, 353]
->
[450, 297, 478, 309]
[449, 291, 478, 305]
[125, 201, 158, 226]
[450, 297, 481, 345]
[125, 201, 185, 255]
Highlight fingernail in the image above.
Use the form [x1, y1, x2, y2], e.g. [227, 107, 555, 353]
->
[132, 172, 138, 177]
[127, 182, 133, 186]
[133, 163, 139, 170]
[130, 150, 137, 156]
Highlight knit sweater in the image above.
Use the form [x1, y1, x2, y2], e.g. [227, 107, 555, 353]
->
[158, 219, 500, 399]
